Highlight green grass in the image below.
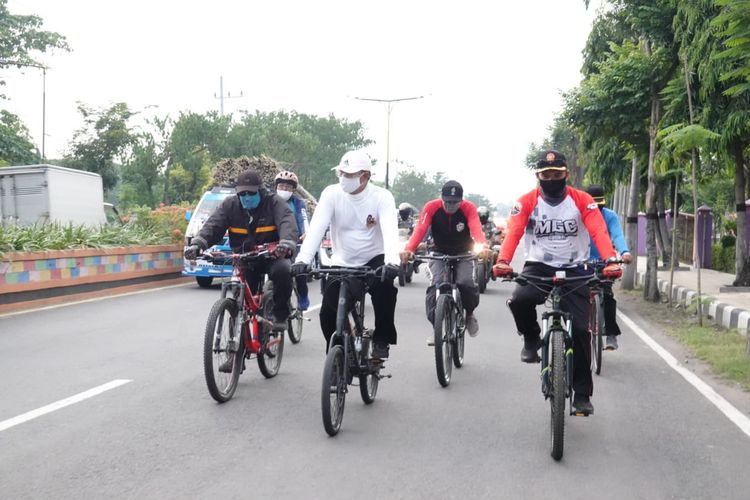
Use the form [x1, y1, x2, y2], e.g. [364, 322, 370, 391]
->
[666, 322, 750, 391]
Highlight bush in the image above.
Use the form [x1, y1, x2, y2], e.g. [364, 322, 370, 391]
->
[711, 243, 735, 273]
[124, 203, 190, 243]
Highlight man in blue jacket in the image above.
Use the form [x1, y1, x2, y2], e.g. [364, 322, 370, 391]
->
[586, 185, 633, 350]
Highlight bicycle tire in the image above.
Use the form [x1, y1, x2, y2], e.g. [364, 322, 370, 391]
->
[477, 262, 487, 294]
[287, 302, 303, 344]
[434, 294, 453, 387]
[258, 291, 284, 378]
[452, 304, 465, 368]
[550, 329, 566, 461]
[594, 294, 603, 375]
[405, 263, 413, 283]
[398, 266, 406, 287]
[196, 276, 214, 288]
[321, 345, 346, 436]
[203, 298, 243, 403]
[358, 334, 379, 404]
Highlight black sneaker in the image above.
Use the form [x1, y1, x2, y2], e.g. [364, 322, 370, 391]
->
[520, 336, 542, 363]
[272, 315, 287, 332]
[572, 393, 594, 415]
[371, 342, 390, 360]
[605, 335, 619, 350]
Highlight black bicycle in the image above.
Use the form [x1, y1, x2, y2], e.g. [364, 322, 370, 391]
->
[584, 259, 624, 375]
[416, 252, 476, 387]
[286, 275, 307, 344]
[508, 271, 595, 461]
[309, 266, 391, 436]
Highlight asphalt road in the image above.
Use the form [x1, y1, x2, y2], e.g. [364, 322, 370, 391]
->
[1, 262, 749, 499]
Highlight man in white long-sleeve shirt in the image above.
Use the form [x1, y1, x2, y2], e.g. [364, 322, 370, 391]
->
[292, 150, 401, 360]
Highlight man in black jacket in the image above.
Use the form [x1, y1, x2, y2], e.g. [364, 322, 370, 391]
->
[184, 169, 299, 330]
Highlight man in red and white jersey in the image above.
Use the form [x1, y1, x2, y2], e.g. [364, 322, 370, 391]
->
[492, 150, 622, 415]
[401, 180, 493, 339]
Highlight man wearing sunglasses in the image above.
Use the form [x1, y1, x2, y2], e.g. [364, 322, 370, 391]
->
[492, 150, 622, 415]
[185, 169, 299, 332]
[400, 180, 493, 342]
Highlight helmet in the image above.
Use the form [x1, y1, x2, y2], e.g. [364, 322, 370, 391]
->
[274, 171, 298, 188]
[477, 206, 490, 224]
[398, 202, 414, 221]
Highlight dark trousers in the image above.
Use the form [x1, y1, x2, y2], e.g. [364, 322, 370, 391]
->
[601, 281, 621, 336]
[295, 274, 309, 299]
[508, 262, 594, 397]
[246, 258, 293, 321]
[319, 255, 398, 347]
[425, 258, 478, 324]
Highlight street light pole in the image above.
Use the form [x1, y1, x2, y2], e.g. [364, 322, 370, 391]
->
[354, 95, 425, 190]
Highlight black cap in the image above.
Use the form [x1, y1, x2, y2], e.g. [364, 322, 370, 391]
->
[236, 169, 262, 193]
[586, 184, 606, 205]
[441, 180, 463, 200]
[535, 150, 567, 170]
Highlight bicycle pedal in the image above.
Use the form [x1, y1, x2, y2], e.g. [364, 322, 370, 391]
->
[377, 373, 392, 380]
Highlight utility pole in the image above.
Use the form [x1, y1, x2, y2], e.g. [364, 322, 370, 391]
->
[0, 60, 48, 161]
[214, 76, 243, 115]
[354, 95, 425, 189]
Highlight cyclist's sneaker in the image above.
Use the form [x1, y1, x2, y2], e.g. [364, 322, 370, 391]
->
[426, 336, 435, 346]
[218, 356, 235, 374]
[572, 393, 594, 415]
[372, 342, 390, 360]
[520, 336, 542, 363]
[466, 314, 479, 337]
[272, 316, 287, 332]
[298, 294, 310, 311]
[605, 335, 619, 350]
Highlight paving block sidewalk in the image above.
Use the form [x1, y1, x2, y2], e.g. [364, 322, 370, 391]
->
[633, 259, 750, 336]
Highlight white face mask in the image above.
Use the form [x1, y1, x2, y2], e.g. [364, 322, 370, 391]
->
[276, 190, 293, 201]
[339, 175, 362, 194]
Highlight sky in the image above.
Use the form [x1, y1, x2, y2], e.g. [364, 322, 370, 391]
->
[2, 0, 602, 206]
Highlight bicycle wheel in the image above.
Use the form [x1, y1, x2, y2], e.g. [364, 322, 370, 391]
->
[434, 294, 453, 387]
[287, 301, 303, 344]
[358, 334, 379, 404]
[593, 294, 603, 375]
[258, 292, 284, 378]
[203, 298, 243, 403]
[405, 263, 413, 283]
[477, 262, 487, 294]
[321, 345, 346, 436]
[398, 264, 406, 287]
[549, 329, 566, 461]
[452, 305, 465, 368]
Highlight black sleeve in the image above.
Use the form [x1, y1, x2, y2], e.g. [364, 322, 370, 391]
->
[271, 194, 299, 246]
[193, 197, 232, 250]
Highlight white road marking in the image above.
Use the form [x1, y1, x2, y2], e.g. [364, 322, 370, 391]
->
[0, 379, 132, 432]
[618, 311, 750, 439]
[0, 282, 192, 318]
[306, 303, 321, 313]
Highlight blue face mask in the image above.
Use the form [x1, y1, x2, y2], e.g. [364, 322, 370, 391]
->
[239, 192, 261, 210]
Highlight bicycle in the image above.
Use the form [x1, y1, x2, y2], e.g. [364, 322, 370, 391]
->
[584, 259, 624, 375]
[415, 252, 476, 387]
[309, 266, 391, 436]
[287, 265, 308, 345]
[201, 244, 285, 403]
[507, 271, 595, 461]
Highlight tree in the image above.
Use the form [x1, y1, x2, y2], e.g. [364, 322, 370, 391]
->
[0, 110, 38, 165]
[466, 193, 492, 209]
[390, 166, 446, 209]
[0, 0, 68, 96]
[120, 117, 170, 208]
[63, 103, 136, 192]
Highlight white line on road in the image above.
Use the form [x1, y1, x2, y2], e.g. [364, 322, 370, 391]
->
[618, 311, 750, 439]
[0, 282, 192, 318]
[306, 303, 321, 313]
[0, 379, 133, 432]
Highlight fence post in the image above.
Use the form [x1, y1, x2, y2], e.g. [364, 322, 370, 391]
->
[696, 205, 713, 269]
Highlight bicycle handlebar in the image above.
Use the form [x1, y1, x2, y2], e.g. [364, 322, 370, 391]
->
[413, 252, 476, 264]
[202, 243, 278, 265]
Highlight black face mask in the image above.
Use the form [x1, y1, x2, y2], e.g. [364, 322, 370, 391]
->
[539, 178, 567, 198]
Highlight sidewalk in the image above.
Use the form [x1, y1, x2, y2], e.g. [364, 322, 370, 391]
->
[634, 258, 750, 335]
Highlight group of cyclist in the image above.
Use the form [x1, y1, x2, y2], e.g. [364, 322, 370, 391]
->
[185, 148, 628, 416]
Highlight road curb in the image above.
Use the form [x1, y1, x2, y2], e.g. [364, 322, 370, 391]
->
[635, 270, 749, 336]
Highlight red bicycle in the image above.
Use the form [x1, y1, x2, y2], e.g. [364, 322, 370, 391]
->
[202, 243, 285, 403]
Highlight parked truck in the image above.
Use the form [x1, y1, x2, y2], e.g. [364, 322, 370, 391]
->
[0, 164, 106, 226]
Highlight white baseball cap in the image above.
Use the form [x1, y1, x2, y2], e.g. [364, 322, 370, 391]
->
[333, 150, 372, 174]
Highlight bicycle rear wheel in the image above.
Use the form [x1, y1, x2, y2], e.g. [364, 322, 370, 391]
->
[358, 333, 379, 404]
[203, 298, 244, 403]
[434, 294, 453, 387]
[258, 292, 284, 378]
[549, 329, 566, 461]
[477, 262, 487, 294]
[322, 345, 346, 436]
[287, 301, 303, 344]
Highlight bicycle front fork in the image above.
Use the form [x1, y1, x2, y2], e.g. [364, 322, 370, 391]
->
[540, 317, 574, 398]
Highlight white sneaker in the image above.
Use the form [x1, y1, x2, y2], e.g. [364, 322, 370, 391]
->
[426, 336, 435, 346]
[466, 314, 479, 337]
